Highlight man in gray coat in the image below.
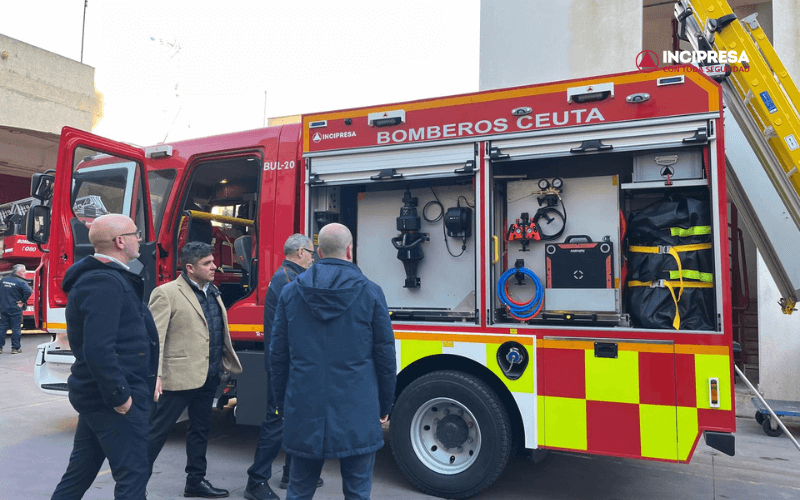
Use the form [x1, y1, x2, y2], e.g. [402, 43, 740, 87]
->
[270, 223, 396, 500]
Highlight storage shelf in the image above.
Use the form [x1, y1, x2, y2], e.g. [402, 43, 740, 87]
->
[620, 179, 708, 190]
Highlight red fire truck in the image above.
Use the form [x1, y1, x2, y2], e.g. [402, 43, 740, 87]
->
[28, 67, 737, 498]
[0, 197, 43, 327]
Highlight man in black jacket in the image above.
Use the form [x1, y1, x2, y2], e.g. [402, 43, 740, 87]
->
[244, 234, 317, 500]
[51, 214, 159, 500]
[0, 263, 32, 354]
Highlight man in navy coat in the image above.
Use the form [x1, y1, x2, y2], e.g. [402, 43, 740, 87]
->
[0, 263, 32, 354]
[51, 214, 159, 499]
[270, 223, 396, 500]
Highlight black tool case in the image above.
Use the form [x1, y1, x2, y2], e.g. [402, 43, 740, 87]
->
[545, 235, 614, 289]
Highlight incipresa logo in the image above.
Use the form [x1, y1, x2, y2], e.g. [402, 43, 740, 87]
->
[636, 50, 660, 71]
[636, 49, 750, 73]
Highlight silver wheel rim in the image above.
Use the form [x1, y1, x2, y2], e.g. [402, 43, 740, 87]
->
[409, 397, 481, 475]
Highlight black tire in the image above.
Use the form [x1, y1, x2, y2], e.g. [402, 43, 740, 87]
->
[390, 370, 512, 499]
[754, 411, 765, 425]
[762, 417, 784, 437]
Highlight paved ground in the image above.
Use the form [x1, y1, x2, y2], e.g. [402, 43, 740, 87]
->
[2, 333, 799, 499]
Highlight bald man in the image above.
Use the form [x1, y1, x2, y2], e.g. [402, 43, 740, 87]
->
[52, 214, 159, 500]
[270, 223, 396, 500]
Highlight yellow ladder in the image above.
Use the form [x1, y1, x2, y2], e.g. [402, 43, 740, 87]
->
[675, 0, 800, 312]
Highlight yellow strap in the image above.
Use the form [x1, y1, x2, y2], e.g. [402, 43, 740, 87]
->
[672, 242, 713, 253]
[628, 243, 712, 254]
[627, 280, 713, 330]
[628, 242, 712, 302]
[628, 280, 713, 289]
[670, 226, 711, 237]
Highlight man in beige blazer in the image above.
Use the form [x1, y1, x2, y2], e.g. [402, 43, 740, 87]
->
[147, 241, 242, 498]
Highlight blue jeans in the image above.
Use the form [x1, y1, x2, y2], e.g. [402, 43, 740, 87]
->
[0, 309, 23, 350]
[51, 404, 151, 499]
[287, 453, 375, 500]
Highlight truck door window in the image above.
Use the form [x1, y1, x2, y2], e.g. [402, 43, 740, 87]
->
[178, 156, 260, 307]
[148, 169, 176, 235]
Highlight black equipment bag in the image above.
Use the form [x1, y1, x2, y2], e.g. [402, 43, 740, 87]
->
[626, 195, 715, 330]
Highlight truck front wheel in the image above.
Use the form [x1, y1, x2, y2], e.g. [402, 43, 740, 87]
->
[390, 370, 512, 499]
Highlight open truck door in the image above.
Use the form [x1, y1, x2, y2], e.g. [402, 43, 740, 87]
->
[30, 127, 158, 394]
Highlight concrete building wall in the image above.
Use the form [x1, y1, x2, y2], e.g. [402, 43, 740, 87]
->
[758, 0, 800, 401]
[479, 0, 643, 90]
[0, 34, 102, 135]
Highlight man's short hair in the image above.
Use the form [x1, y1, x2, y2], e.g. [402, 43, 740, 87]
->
[12, 264, 26, 275]
[180, 241, 214, 266]
[284, 234, 313, 256]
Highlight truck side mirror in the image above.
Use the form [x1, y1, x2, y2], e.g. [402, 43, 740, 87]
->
[30, 173, 55, 201]
[26, 205, 50, 244]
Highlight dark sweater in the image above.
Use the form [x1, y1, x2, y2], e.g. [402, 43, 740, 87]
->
[183, 273, 224, 379]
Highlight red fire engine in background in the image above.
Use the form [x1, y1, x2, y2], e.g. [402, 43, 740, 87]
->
[0, 197, 42, 327]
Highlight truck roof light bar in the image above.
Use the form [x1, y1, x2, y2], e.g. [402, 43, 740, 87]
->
[368, 110, 406, 127]
[145, 145, 173, 159]
[567, 82, 614, 103]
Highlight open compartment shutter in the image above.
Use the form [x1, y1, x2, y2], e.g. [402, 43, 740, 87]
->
[307, 143, 476, 185]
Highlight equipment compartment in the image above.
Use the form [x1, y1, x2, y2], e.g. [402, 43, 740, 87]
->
[500, 175, 622, 319]
[309, 180, 477, 322]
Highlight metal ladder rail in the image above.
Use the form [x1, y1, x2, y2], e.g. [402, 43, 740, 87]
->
[676, 0, 800, 311]
[676, 0, 800, 229]
[734, 364, 800, 453]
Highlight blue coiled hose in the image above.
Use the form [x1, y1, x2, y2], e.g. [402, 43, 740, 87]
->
[497, 267, 544, 320]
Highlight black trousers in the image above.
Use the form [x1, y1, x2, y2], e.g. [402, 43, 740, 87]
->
[52, 403, 151, 500]
[247, 401, 289, 488]
[148, 374, 219, 484]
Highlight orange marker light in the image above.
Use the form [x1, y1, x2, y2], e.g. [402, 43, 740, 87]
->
[709, 378, 720, 408]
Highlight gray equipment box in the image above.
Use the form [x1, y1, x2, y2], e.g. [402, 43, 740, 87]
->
[633, 150, 703, 183]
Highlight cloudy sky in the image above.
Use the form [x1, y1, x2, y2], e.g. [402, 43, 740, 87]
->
[2, 0, 479, 145]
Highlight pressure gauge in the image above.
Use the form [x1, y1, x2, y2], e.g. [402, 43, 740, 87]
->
[538, 179, 550, 190]
[551, 177, 564, 189]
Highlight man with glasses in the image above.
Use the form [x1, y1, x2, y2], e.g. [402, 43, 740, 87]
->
[52, 214, 159, 499]
[245, 234, 319, 500]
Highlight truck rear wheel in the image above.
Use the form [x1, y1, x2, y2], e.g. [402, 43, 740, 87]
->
[390, 370, 512, 499]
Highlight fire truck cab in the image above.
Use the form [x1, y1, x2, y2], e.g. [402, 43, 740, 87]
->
[29, 68, 736, 498]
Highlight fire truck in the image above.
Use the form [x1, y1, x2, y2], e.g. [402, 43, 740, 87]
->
[27, 65, 743, 497]
[0, 197, 42, 327]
